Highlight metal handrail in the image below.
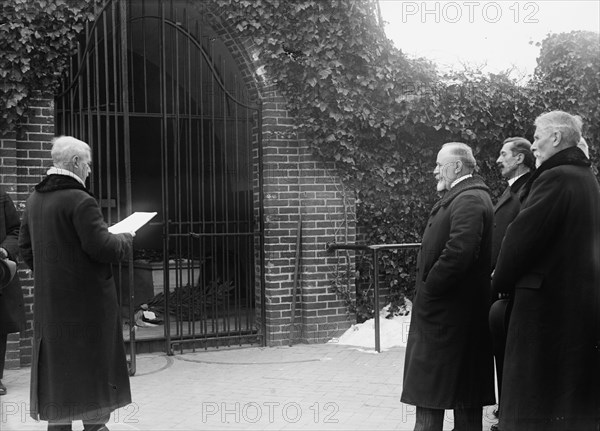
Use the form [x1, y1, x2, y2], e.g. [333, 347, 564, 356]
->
[326, 242, 421, 352]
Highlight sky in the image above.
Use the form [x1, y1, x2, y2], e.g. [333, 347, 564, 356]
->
[379, 0, 600, 80]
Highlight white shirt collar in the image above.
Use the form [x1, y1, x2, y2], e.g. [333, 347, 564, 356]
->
[451, 174, 472, 189]
[47, 167, 86, 187]
[507, 171, 527, 187]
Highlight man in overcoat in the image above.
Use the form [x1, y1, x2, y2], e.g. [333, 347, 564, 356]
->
[19, 136, 134, 431]
[0, 188, 26, 396]
[492, 111, 600, 430]
[401, 142, 495, 430]
[488, 137, 534, 428]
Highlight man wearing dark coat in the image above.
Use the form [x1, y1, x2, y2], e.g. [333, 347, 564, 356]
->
[0, 188, 26, 396]
[19, 136, 134, 431]
[488, 137, 534, 430]
[492, 111, 600, 431]
[401, 142, 495, 430]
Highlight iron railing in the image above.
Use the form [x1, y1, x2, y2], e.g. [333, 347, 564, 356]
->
[326, 242, 421, 353]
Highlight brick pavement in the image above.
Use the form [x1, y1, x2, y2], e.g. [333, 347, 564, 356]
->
[1, 343, 498, 430]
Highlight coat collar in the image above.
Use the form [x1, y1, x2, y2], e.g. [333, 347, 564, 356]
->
[521, 146, 591, 200]
[494, 171, 532, 210]
[35, 174, 94, 197]
[430, 175, 490, 215]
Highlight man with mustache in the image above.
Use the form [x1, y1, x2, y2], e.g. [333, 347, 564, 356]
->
[488, 137, 534, 431]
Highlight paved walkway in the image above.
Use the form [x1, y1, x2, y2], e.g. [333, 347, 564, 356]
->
[1, 343, 498, 430]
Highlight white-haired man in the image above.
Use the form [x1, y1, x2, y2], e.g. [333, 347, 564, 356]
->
[402, 142, 495, 430]
[19, 136, 134, 431]
[493, 111, 600, 430]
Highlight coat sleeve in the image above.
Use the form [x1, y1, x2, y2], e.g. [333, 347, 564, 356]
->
[18, 205, 34, 270]
[425, 193, 486, 296]
[492, 170, 565, 297]
[73, 195, 133, 263]
[1, 193, 21, 260]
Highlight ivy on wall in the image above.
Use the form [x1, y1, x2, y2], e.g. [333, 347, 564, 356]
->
[1, 1, 598, 319]
[0, 0, 101, 133]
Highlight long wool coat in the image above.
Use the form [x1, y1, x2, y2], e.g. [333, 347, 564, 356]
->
[19, 175, 133, 422]
[401, 176, 496, 409]
[492, 146, 600, 430]
[491, 172, 530, 269]
[0, 190, 25, 335]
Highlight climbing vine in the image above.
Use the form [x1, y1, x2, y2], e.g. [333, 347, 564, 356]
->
[0, 0, 102, 133]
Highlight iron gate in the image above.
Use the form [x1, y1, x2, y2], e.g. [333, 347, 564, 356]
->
[54, 0, 264, 369]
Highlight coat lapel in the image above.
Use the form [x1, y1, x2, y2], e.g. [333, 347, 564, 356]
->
[493, 186, 512, 212]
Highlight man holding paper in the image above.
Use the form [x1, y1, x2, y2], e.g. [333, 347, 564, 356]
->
[19, 136, 133, 431]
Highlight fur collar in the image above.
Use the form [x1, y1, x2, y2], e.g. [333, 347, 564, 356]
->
[521, 146, 591, 200]
[35, 175, 94, 197]
[430, 175, 490, 215]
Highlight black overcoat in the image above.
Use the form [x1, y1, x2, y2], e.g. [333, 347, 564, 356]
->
[19, 175, 133, 422]
[0, 190, 25, 334]
[492, 147, 600, 430]
[491, 172, 530, 269]
[401, 176, 496, 409]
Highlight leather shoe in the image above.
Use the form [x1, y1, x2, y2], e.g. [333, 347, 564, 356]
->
[490, 424, 500, 431]
[0, 380, 6, 396]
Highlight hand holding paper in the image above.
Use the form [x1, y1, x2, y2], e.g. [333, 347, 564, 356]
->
[108, 212, 157, 235]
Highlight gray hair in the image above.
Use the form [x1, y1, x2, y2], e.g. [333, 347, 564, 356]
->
[51, 136, 91, 167]
[442, 142, 476, 173]
[534, 111, 583, 147]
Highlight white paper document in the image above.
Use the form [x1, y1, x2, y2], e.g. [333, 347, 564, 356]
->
[108, 212, 157, 234]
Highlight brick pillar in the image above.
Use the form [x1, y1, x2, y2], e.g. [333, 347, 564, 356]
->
[260, 95, 356, 346]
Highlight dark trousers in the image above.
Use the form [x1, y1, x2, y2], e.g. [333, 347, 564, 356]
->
[414, 406, 482, 431]
[0, 333, 7, 379]
[489, 298, 512, 403]
[48, 412, 110, 431]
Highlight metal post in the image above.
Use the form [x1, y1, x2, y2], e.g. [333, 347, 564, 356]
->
[327, 242, 421, 353]
[373, 248, 381, 353]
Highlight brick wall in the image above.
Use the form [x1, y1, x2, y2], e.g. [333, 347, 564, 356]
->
[1, 95, 54, 368]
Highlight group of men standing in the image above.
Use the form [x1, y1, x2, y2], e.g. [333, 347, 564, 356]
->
[402, 110, 600, 431]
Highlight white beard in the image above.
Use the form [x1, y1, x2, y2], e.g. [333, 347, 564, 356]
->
[436, 179, 447, 192]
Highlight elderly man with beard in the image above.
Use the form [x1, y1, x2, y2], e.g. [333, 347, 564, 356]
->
[492, 111, 600, 430]
[401, 142, 495, 431]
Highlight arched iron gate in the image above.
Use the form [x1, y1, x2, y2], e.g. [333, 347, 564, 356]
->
[55, 0, 265, 372]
